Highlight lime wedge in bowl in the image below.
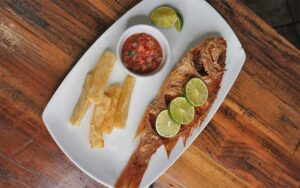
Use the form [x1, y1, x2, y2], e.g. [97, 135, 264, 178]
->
[185, 78, 208, 106]
[156, 110, 181, 138]
[150, 6, 178, 28]
[169, 97, 195, 124]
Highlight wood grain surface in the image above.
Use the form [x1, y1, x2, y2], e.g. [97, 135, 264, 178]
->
[0, 0, 299, 187]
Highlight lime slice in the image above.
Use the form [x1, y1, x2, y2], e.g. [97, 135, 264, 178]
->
[175, 13, 183, 32]
[150, 6, 178, 28]
[156, 110, 181, 138]
[185, 78, 208, 106]
[169, 97, 195, 124]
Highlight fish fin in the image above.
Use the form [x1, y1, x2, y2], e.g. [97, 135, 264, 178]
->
[164, 139, 179, 158]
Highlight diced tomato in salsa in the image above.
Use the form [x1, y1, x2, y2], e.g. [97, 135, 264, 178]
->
[121, 33, 163, 74]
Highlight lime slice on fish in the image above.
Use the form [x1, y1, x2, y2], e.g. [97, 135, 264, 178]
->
[150, 6, 178, 28]
[169, 97, 195, 124]
[156, 110, 181, 138]
[185, 78, 208, 106]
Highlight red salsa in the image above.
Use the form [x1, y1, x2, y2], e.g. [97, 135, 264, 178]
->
[122, 33, 163, 75]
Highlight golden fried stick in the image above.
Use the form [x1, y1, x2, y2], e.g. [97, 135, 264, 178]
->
[88, 50, 116, 104]
[89, 95, 111, 148]
[69, 72, 93, 126]
[99, 84, 122, 134]
[114, 76, 136, 129]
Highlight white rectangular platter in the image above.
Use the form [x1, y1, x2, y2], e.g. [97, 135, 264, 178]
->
[42, 0, 246, 187]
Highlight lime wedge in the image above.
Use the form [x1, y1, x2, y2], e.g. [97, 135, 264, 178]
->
[175, 12, 183, 32]
[185, 78, 208, 106]
[169, 97, 195, 124]
[156, 110, 181, 138]
[150, 6, 178, 28]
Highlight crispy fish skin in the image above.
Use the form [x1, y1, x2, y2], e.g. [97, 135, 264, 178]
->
[115, 37, 227, 188]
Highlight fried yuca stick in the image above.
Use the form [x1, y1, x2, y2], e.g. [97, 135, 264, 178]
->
[88, 50, 116, 104]
[69, 72, 93, 126]
[89, 95, 111, 148]
[114, 76, 136, 129]
[99, 84, 122, 134]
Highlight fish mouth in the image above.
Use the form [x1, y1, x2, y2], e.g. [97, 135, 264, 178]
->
[191, 48, 209, 76]
[190, 38, 227, 78]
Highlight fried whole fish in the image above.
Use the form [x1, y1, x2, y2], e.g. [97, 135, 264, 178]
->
[115, 37, 227, 188]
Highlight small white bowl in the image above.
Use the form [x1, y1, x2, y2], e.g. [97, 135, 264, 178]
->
[116, 24, 170, 78]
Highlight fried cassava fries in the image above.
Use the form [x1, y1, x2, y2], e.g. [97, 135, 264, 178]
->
[114, 76, 136, 129]
[89, 95, 111, 148]
[99, 84, 122, 134]
[70, 49, 136, 148]
[69, 72, 93, 126]
[88, 50, 116, 104]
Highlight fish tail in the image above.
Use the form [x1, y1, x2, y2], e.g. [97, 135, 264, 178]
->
[115, 137, 160, 188]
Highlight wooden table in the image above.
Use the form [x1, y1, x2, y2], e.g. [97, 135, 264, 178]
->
[0, 0, 299, 187]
